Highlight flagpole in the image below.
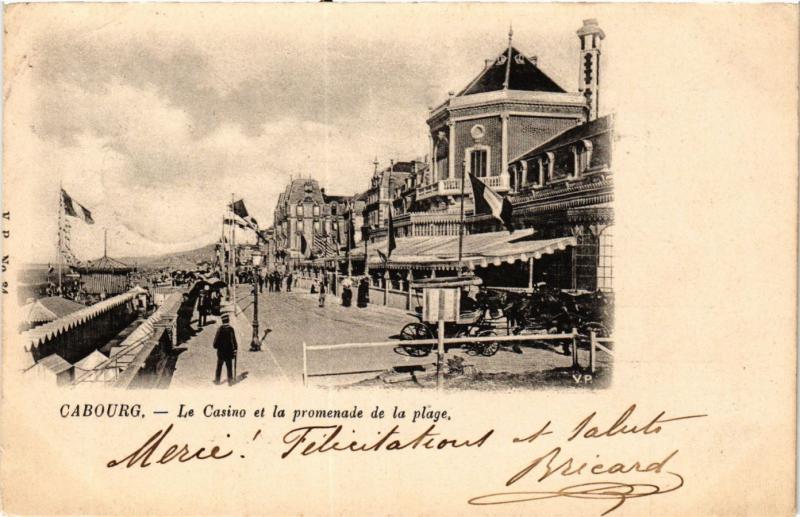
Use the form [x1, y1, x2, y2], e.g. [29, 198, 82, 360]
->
[346, 203, 352, 278]
[458, 159, 466, 276]
[231, 193, 237, 314]
[387, 160, 393, 270]
[58, 183, 63, 291]
[364, 234, 369, 278]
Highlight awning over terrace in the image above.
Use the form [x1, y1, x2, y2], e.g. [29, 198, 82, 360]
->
[348, 229, 575, 271]
[21, 287, 147, 351]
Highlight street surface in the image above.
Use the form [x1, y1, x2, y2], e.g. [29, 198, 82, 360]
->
[170, 285, 608, 389]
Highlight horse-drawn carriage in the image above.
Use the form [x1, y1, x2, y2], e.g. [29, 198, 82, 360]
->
[398, 276, 613, 357]
[399, 304, 504, 357]
[399, 275, 503, 357]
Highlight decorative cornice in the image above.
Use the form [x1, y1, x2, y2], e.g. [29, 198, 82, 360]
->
[567, 207, 615, 224]
[514, 193, 613, 216]
[428, 89, 586, 122]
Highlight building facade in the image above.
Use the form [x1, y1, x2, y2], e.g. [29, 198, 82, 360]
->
[391, 25, 594, 239]
[427, 31, 586, 191]
[273, 19, 613, 293]
[361, 160, 417, 243]
[271, 178, 349, 263]
[506, 114, 613, 291]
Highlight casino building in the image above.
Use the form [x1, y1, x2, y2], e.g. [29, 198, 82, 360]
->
[274, 19, 614, 294]
[394, 21, 604, 239]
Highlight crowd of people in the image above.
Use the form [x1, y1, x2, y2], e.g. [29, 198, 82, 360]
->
[42, 280, 88, 302]
[167, 264, 385, 385]
[41, 279, 124, 306]
[174, 281, 237, 387]
[235, 269, 295, 293]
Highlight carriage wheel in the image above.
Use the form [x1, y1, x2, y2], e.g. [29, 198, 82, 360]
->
[400, 323, 433, 357]
[477, 330, 499, 357]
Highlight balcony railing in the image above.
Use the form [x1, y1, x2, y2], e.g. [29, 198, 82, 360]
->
[416, 174, 510, 200]
[482, 174, 510, 191]
[416, 178, 463, 200]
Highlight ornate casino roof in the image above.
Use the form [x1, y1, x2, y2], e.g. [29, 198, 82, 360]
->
[458, 46, 565, 96]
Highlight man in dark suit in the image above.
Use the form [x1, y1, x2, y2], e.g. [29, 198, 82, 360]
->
[198, 286, 211, 326]
[213, 313, 238, 386]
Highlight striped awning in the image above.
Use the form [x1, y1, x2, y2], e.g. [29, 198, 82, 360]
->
[22, 287, 147, 350]
[347, 230, 575, 270]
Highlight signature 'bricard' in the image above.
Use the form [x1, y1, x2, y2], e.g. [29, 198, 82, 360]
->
[280, 424, 494, 458]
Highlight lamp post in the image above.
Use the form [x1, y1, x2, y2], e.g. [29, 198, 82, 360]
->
[250, 254, 263, 352]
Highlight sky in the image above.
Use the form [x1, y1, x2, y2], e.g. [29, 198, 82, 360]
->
[6, 4, 609, 262]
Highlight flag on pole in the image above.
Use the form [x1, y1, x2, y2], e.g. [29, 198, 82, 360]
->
[387, 204, 396, 256]
[347, 210, 356, 250]
[376, 205, 397, 264]
[300, 233, 309, 258]
[468, 173, 514, 233]
[313, 234, 330, 257]
[61, 189, 94, 224]
[231, 199, 250, 219]
[229, 199, 258, 230]
[223, 211, 249, 228]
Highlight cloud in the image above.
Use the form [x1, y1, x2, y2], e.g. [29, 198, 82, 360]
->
[31, 32, 442, 146]
[11, 8, 582, 262]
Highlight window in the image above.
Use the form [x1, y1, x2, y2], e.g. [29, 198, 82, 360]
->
[313, 205, 320, 216]
[434, 136, 449, 182]
[526, 159, 540, 186]
[553, 149, 572, 180]
[297, 221, 304, 232]
[465, 145, 491, 178]
[597, 226, 614, 292]
[314, 221, 320, 232]
[296, 204, 303, 217]
[535, 159, 545, 186]
[470, 149, 488, 177]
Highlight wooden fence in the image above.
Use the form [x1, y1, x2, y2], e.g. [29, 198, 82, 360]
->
[589, 331, 614, 373]
[302, 330, 581, 388]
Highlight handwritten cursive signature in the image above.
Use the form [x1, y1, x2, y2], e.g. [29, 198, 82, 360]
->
[468, 404, 699, 516]
[468, 473, 684, 516]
